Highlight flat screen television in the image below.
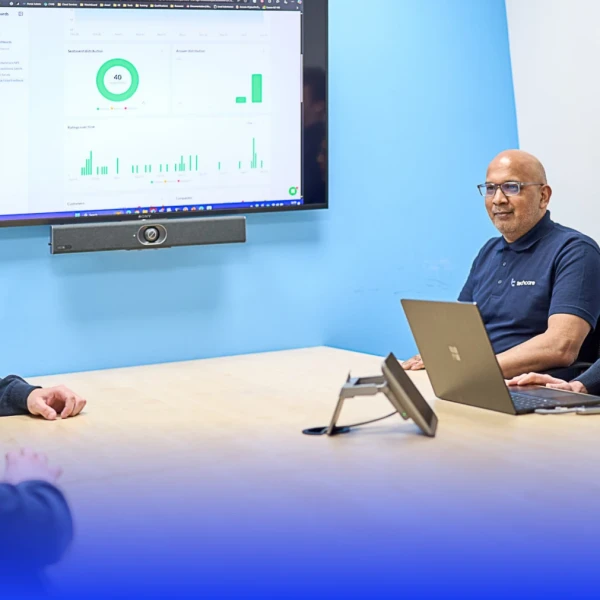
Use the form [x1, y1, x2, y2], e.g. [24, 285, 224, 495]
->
[0, 0, 327, 227]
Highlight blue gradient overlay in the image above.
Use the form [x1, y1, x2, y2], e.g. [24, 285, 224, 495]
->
[8, 457, 600, 600]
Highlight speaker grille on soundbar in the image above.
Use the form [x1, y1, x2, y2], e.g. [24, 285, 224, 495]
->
[50, 216, 247, 254]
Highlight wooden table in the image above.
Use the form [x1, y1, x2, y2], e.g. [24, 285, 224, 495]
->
[2, 347, 599, 598]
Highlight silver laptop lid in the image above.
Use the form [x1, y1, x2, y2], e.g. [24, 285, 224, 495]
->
[400, 299, 516, 414]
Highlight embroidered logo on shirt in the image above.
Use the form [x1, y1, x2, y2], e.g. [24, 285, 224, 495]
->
[511, 278, 536, 287]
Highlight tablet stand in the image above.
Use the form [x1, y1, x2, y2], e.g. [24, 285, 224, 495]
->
[324, 372, 409, 436]
[302, 352, 437, 438]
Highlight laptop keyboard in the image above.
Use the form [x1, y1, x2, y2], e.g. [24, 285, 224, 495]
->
[510, 392, 558, 411]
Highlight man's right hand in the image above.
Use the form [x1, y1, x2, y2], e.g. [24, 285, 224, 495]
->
[402, 354, 424, 371]
[3, 449, 63, 486]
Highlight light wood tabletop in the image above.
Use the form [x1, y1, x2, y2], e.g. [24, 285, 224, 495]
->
[5, 345, 600, 488]
[2, 346, 599, 593]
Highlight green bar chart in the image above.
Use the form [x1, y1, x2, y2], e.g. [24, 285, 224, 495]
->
[80, 152, 110, 177]
[76, 137, 266, 180]
[80, 151, 93, 176]
[235, 75, 263, 105]
[252, 75, 262, 103]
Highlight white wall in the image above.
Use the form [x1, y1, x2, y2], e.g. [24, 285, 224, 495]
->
[506, 0, 600, 242]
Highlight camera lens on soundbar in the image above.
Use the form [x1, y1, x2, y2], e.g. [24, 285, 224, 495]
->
[143, 227, 160, 243]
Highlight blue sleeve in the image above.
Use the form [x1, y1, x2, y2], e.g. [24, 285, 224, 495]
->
[0, 481, 73, 568]
[0, 375, 38, 417]
[575, 361, 600, 395]
[549, 241, 600, 328]
[458, 240, 495, 303]
[458, 255, 479, 302]
[458, 268, 474, 302]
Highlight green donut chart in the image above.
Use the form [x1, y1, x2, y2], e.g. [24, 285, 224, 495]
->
[96, 58, 139, 102]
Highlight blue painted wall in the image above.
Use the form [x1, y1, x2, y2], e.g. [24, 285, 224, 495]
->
[0, 213, 327, 376]
[323, 0, 519, 358]
[0, 0, 517, 377]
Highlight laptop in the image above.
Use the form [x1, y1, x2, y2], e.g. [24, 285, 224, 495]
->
[400, 299, 600, 415]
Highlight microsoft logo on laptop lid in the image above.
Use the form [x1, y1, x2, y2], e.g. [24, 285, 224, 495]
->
[449, 346, 462, 362]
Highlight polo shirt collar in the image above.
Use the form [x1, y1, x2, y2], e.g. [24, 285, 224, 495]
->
[501, 211, 555, 253]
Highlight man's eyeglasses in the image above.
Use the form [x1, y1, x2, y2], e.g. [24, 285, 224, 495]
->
[477, 182, 545, 198]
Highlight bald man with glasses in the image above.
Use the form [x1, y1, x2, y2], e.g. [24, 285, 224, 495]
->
[403, 149, 600, 379]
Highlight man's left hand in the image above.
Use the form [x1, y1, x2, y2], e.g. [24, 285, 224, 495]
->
[506, 372, 588, 394]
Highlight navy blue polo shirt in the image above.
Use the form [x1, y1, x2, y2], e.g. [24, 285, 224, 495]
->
[458, 211, 600, 354]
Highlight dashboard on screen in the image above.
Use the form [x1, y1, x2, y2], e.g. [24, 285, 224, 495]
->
[0, 0, 327, 226]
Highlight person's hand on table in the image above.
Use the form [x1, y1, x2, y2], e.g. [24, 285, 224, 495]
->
[506, 372, 588, 394]
[3, 449, 63, 486]
[27, 386, 87, 421]
[402, 354, 424, 371]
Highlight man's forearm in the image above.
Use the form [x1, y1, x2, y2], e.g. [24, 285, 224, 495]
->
[496, 332, 579, 379]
